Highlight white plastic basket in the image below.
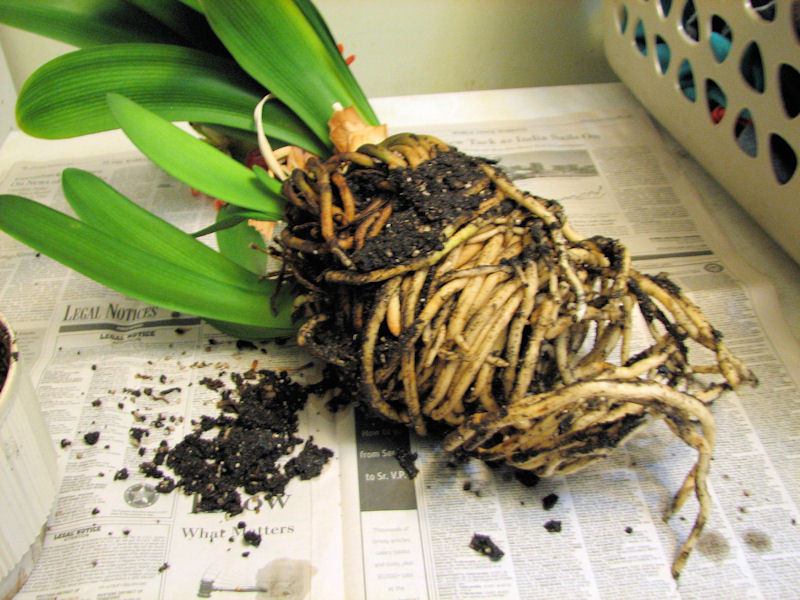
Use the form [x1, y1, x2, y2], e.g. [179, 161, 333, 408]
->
[602, 0, 800, 263]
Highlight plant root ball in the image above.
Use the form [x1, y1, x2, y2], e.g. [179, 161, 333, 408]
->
[278, 133, 756, 578]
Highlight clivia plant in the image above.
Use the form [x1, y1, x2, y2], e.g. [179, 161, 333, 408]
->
[0, 0, 755, 578]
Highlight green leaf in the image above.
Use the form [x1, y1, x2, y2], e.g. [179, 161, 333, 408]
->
[61, 167, 267, 291]
[106, 93, 285, 215]
[205, 317, 295, 341]
[215, 203, 270, 276]
[121, 0, 221, 50]
[175, 0, 202, 12]
[252, 165, 283, 191]
[0, 0, 184, 47]
[0, 194, 296, 333]
[15, 44, 327, 155]
[200, 0, 377, 146]
[193, 121, 328, 159]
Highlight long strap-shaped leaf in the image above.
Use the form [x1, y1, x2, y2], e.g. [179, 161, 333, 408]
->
[60, 169, 293, 338]
[200, 0, 377, 146]
[175, 0, 202, 12]
[15, 44, 327, 156]
[121, 0, 223, 52]
[107, 93, 285, 216]
[0, 195, 296, 332]
[0, 0, 184, 47]
[61, 168, 267, 291]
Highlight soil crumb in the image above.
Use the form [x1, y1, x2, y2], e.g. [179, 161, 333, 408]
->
[544, 520, 562, 533]
[514, 470, 541, 488]
[469, 533, 504, 561]
[243, 531, 262, 547]
[542, 493, 559, 510]
[284, 438, 334, 480]
[395, 448, 419, 479]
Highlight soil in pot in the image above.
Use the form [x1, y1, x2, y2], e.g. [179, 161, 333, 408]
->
[0, 323, 12, 392]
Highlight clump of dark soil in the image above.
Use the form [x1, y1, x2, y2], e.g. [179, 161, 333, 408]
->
[542, 493, 559, 510]
[243, 530, 262, 547]
[513, 470, 541, 488]
[141, 369, 333, 516]
[544, 520, 562, 533]
[284, 438, 333, 480]
[351, 150, 492, 272]
[395, 448, 419, 479]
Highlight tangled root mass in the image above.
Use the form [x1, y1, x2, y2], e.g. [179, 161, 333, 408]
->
[275, 133, 756, 578]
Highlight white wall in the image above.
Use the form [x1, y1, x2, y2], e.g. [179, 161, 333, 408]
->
[314, 0, 617, 97]
[0, 0, 617, 98]
[0, 39, 16, 142]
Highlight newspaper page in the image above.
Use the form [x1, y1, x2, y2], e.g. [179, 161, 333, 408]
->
[0, 152, 345, 600]
[1, 101, 799, 600]
[336, 108, 800, 599]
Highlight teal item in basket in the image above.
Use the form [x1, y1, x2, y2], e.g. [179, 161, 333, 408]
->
[640, 26, 760, 158]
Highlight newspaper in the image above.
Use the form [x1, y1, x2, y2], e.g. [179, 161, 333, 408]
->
[1, 101, 798, 599]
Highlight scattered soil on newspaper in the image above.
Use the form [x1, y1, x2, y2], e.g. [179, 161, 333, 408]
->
[135, 367, 333, 516]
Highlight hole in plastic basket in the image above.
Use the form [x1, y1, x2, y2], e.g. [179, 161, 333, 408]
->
[706, 79, 727, 123]
[793, 1, 800, 43]
[618, 4, 629, 34]
[634, 19, 648, 55]
[655, 35, 671, 73]
[678, 59, 696, 101]
[779, 64, 800, 118]
[748, 0, 777, 22]
[658, 0, 673, 18]
[740, 42, 765, 93]
[681, 0, 700, 42]
[710, 15, 733, 62]
[770, 134, 797, 184]
[735, 109, 757, 157]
